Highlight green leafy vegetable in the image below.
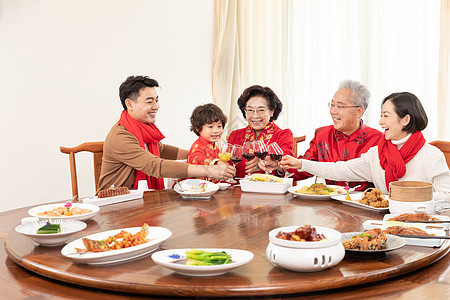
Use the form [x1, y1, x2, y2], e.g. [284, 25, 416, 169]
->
[185, 249, 231, 265]
[352, 232, 374, 239]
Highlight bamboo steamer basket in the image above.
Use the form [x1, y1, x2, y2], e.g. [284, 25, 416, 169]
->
[388, 181, 433, 202]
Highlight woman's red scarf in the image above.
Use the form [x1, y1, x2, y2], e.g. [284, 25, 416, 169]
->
[378, 131, 426, 191]
[118, 110, 165, 190]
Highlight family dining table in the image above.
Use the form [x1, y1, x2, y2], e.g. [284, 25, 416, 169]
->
[2, 186, 450, 299]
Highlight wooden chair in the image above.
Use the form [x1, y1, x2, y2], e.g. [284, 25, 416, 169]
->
[60, 142, 104, 200]
[429, 140, 450, 169]
[293, 135, 306, 157]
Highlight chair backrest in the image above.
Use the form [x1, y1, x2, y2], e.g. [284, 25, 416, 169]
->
[293, 135, 306, 157]
[429, 140, 450, 169]
[60, 142, 104, 200]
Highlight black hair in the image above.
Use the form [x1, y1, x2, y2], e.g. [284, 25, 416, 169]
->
[237, 85, 283, 121]
[189, 103, 227, 136]
[119, 75, 159, 111]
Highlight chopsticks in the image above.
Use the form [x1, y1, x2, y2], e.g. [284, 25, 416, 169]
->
[394, 234, 450, 239]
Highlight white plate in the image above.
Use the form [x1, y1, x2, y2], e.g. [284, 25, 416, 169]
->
[83, 190, 144, 206]
[331, 192, 389, 212]
[288, 185, 345, 200]
[28, 203, 100, 221]
[15, 219, 87, 246]
[61, 226, 172, 265]
[341, 232, 406, 254]
[151, 248, 254, 276]
[362, 221, 445, 247]
[383, 213, 450, 230]
[174, 179, 219, 199]
[240, 177, 293, 194]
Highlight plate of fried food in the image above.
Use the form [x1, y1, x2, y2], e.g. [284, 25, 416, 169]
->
[331, 188, 389, 212]
[152, 248, 254, 276]
[383, 213, 450, 230]
[342, 228, 406, 255]
[288, 183, 345, 200]
[28, 202, 100, 221]
[83, 186, 144, 206]
[61, 224, 172, 264]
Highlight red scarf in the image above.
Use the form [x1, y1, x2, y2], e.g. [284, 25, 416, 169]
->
[118, 110, 165, 190]
[378, 131, 426, 191]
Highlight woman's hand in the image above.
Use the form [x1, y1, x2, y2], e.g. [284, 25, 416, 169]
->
[279, 155, 302, 170]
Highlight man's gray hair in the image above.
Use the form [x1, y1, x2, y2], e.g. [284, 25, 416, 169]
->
[339, 79, 370, 111]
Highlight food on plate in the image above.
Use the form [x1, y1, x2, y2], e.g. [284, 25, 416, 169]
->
[185, 249, 231, 265]
[295, 183, 344, 195]
[342, 228, 387, 250]
[387, 213, 441, 222]
[359, 188, 388, 208]
[76, 223, 150, 253]
[383, 226, 435, 236]
[248, 174, 283, 183]
[37, 204, 93, 217]
[36, 221, 61, 234]
[276, 225, 326, 242]
[97, 185, 130, 198]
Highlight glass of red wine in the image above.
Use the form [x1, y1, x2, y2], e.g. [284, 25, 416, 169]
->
[228, 144, 243, 183]
[268, 142, 283, 161]
[242, 141, 256, 176]
[255, 140, 269, 174]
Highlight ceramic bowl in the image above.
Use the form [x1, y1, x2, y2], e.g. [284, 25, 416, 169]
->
[266, 226, 345, 272]
[15, 219, 87, 246]
[217, 182, 231, 190]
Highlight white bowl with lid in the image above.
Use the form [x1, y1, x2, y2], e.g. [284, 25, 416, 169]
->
[266, 226, 345, 272]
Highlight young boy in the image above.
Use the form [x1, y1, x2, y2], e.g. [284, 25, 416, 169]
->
[188, 103, 227, 166]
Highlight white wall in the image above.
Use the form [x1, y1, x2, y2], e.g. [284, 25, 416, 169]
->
[0, 0, 215, 212]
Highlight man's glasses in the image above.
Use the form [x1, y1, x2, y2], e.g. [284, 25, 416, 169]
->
[328, 102, 360, 110]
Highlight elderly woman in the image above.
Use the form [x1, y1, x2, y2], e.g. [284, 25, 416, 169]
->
[269, 92, 450, 201]
[228, 85, 294, 178]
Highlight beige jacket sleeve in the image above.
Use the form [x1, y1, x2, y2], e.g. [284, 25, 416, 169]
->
[97, 124, 189, 191]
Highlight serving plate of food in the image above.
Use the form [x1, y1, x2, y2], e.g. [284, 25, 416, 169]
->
[28, 202, 100, 221]
[174, 179, 219, 200]
[240, 174, 293, 194]
[151, 248, 254, 276]
[15, 219, 87, 246]
[83, 186, 144, 206]
[362, 221, 446, 247]
[341, 229, 406, 255]
[288, 183, 345, 200]
[383, 213, 450, 230]
[61, 224, 172, 264]
[331, 189, 389, 212]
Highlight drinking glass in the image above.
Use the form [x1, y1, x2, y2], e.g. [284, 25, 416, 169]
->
[218, 143, 232, 163]
[242, 141, 256, 176]
[268, 142, 283, 162]
[254, 140, 268, 160]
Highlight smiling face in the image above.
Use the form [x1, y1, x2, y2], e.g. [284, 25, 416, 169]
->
[199, 121, 224, 143]
[379, 100, 410, 140]
[245, 96, 274, 136]
[329, 88, 364, 136]
[126, 87, 159, 124]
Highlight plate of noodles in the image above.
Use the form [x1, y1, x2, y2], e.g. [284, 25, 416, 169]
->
[288, 183, 345, 200]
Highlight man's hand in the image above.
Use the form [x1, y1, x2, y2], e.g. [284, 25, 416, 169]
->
[208, 164, 236, 180]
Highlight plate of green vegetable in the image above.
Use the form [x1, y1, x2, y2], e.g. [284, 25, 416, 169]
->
[151, 248, 254, 276]
[15, 219, 87, 246]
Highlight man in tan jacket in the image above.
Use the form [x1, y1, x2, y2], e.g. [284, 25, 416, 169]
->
[97, 75, 235, 191]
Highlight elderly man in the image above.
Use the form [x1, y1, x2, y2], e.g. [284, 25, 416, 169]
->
[263, 80, 381, 191]
[97, 75, 235, 191]
[293, 79, 382, 190]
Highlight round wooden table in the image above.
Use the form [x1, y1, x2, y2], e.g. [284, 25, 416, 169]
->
[2, 188, 450, 299]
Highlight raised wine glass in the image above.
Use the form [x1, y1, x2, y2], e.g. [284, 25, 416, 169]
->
[218, 143, 232, 163]
[268, 142, 291, 177]
[228, 144, 243, 183]
[242, 141, 256, 176]
[255, 140, 269, 174]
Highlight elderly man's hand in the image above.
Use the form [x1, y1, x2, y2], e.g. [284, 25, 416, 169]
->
[279, 155, 302, 170]
[208, 164, 236, 180]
